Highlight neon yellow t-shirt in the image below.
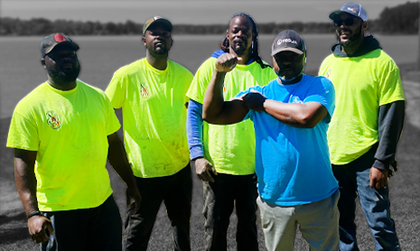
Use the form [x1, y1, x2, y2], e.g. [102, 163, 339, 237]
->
[187, 57, 276, 175]
[6, 80, 120, 212]
[106, 58, 193, 178]
[319, 49, 405, 164]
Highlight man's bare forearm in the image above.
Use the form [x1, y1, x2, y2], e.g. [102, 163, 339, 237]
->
[14, 149, 39, 216]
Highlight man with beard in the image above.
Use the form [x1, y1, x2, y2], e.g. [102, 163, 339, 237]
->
[202, 29, 340, 251]
[6, 33, 141, 251]
[186, 13, 276, 250]
[319, 3, 405, 251]
[105, 17, 193, 251]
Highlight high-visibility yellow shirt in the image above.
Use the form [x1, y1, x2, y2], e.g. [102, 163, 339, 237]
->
[187, 57, 276, 175]
[7, 80, 120, 211]
[319, 49, 405, 164]
[106, 58, 193, 178]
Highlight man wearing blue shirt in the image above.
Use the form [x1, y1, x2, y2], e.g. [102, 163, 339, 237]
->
[202, 30, 340, 251]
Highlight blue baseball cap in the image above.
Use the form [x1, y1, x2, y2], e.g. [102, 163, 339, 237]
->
[329, 2, 368, 22]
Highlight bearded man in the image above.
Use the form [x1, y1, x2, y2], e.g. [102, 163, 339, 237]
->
[319, 3, 405, 251]
[7, 33, 141, 251]
[105, 17, 193, 251]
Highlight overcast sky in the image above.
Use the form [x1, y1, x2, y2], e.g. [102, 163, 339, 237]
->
[1, 0, 411, 24]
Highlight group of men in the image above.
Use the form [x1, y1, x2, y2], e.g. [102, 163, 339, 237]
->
[7, 2, 405, 251]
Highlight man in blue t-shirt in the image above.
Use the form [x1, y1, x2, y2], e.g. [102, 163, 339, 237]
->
[202, 30, 340, 251]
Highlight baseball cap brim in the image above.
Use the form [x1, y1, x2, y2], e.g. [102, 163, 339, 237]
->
[45, 42, 79, 55]
[329, 11, 358, 21]
[143, 17, 172, 34]
[272, 47, 304, 56]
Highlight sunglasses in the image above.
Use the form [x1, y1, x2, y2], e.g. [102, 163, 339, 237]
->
[334, 17, 356, 27]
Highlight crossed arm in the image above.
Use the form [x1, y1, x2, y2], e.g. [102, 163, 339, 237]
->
[202, 53, 328, 128]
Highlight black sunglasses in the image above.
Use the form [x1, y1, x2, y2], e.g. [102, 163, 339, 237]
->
[334, 17, 356, 27]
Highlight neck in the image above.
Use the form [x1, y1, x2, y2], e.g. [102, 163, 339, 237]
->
[277, 74, 303, 85]
[146, 52, 168, 70]
[229, 48, 252, 65]
[47, 78, 77, 91]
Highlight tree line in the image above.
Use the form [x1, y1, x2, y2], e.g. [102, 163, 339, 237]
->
[0, 1, 418, 36]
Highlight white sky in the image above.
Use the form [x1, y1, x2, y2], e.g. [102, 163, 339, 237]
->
[0, 0, 413, 24]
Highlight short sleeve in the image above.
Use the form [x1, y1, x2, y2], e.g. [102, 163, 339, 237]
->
[379, 67, 405, 106]
[186, 58, 216, 104]
[104, 95, 121, 135]
[105, 72, 127, 109]
[303, 77, 335, 118]
[6, 111, 39, 151]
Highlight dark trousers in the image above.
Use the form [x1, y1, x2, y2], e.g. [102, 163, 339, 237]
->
[333, 147, 400, 251]
[41, 195, 122, 251]
[202, 173, 259, 251]
[123, 165, 192, 251]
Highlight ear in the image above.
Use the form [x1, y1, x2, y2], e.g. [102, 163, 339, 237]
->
[362, 21, 368, 31]
[41, 58, 46, 68]
[142, 36, 146, 46]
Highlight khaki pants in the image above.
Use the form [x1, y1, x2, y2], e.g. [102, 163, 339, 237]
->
[257, 189, 340, 251]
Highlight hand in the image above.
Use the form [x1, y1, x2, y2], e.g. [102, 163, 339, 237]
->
[28, 215, 54, 243]
[194, 158, 217, 182]
[215, 53, 242, 73]
[370, 167, 389, 189]
[242, 90, 267, 111]
[126, 186, 142, 215]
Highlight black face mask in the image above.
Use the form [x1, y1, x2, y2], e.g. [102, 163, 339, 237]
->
[274, 53, 306, 84]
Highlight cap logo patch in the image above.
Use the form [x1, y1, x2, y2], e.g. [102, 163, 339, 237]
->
[347, 7, 357, 13]
[277, 38, 297, 45]
[54, 33, 66, 42]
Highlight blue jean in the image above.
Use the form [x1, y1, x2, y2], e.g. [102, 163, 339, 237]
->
[202, 173, 259, 251]
[123, 165, 192, 251]
[332, 147, 400, 251]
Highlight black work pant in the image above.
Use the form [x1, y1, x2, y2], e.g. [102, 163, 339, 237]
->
[41, 195, 122, 251]
[123, 164, 192, 251]
[202, 173, 259, 251]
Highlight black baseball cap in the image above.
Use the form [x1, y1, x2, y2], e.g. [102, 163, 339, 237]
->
[142, 16, 172, 34]
[40, 33, 79, 58]
[271, 30, 306, 56]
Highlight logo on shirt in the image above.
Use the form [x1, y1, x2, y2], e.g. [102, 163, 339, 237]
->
[46, 111, 61, 129]
[292, 97, 303, 104]
[140, 83, 149, 99]
[325, 69, 332, 79]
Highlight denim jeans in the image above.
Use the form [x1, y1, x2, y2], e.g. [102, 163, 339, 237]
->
[332, 147, 401, 251]
[202, 173, 259, 251]
[123, 165, 192, 251]
[41, 195, 122, 251]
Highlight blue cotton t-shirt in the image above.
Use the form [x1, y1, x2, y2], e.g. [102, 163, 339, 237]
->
[238, 74, 338, 206]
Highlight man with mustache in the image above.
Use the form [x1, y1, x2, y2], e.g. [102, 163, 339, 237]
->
[186, 13, 276, 250]
[106, 17, 193, 251]
[202, 29, 340, 251]
[319, 3, 405, 251]
[6, 33, 141, 251]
